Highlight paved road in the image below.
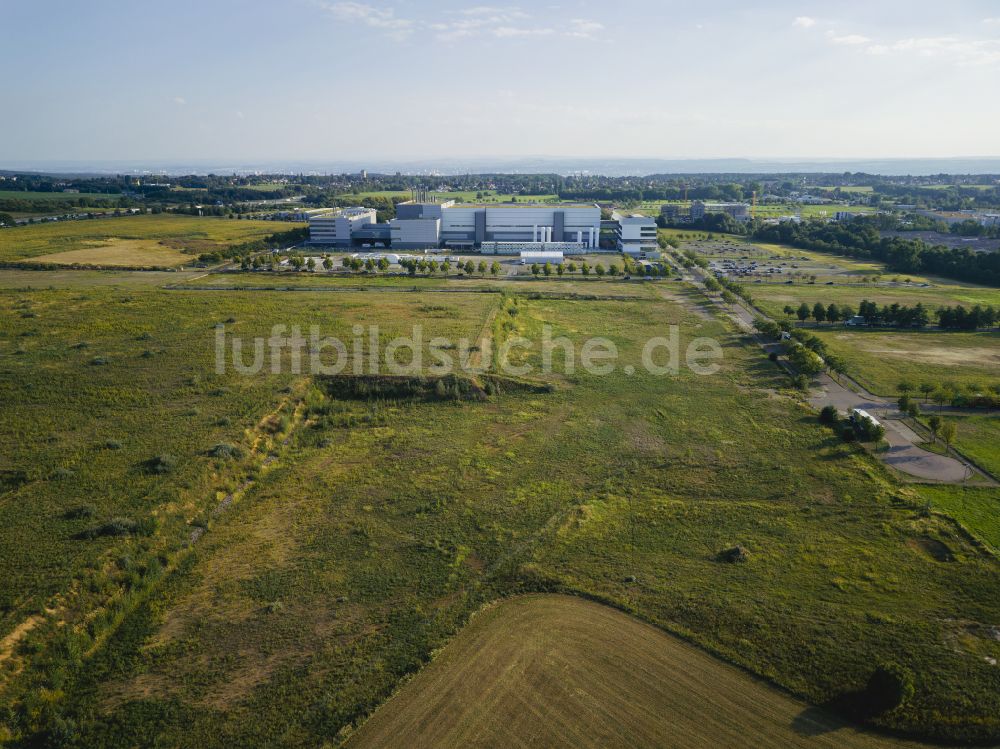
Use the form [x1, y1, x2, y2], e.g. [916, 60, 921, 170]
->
[686, 267, 982, 484]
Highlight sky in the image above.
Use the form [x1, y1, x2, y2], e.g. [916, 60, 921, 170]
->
[1, 0, 999, 164]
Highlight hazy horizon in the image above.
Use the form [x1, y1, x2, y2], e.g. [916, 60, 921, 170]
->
[3, 0, 999, 164]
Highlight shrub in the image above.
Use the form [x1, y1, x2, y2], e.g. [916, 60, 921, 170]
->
[64, 505, 96, 520]
[768, 351, 779, 362]
[91, 517, 139, 538]
[145, 454, 176, 474]
[104, 439, 122, 450]
[793, 374, 810, 390]
[209, 443, 243, 460]
[717, 545, 750, 563]
[865, 662, 915, 714]
[842, 426, 857, 442]
[89, 356, 109, 366]
[819, 405, 839, 424]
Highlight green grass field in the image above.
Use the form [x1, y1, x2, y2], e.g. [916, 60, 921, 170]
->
[753, 283, 1000, 318]
[801, 329, 999, 394]
[2, 280, 999, 745]
[917, 413, 1000, 479]
[0, 214, 304, 263]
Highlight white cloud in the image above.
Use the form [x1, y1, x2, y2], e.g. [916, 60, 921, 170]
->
[323, 2, 414, 38]
[566, 18, 603, 39]
[493, 26, 554, 37]
[860, 36, 1000, 66]
[172, 96, 186, 105]
[318, 2, 602, 43]
[830, 34, 871, 45]
[793, 16, 816, 28]
[982, 17, 1000, 25]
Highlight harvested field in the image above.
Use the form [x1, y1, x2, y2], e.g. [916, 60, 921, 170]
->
[348, 595, 919, 749]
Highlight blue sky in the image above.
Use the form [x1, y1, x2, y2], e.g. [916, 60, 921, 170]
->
[2, 0, 999, 163]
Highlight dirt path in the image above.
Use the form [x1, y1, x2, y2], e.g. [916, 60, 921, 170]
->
[347, 595, 924, 749]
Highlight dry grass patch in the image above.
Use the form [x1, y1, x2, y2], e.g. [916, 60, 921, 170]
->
[31, 239, 191, 267]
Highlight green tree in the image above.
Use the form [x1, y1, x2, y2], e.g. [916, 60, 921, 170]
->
[306, 257, 316, 272]
[927, 414, 942, 441]
[377, 257, 390, 272]
[812, 302, 826, 322]
[826, 303, 841, 323]
[441, 260, 451, 274]
[897, 381, 914, 395]
[595, 263, 606, 277]
[543, 262, 553, 276]
[940, 421, 957, 448]
[531, 263, 541, 277]
[556, 263, 565, 276]
[490, 261, 501, 277]
[477, 261, 487, 275]
[364, 258, 375, 272]
[919, 382, 935, 401]
[796, 302, 810, 322]
[322, 256, 333, 270]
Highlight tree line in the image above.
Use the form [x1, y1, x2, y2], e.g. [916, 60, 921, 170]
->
[781, 299, 996, 329]
[753, 216, 1000, 287]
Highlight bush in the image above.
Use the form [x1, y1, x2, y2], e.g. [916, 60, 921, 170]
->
[209, 443, 243, 460]
[145, 454, 176, 474]
[717, 545, 750, 563]
[842, 426, 857, 442]
[819, 405, 839, 424]
[768, 351, 778, 362]
[865, 662, 915, 714]
[89, 356, 109, 366]
[104, 439, 122, 450]
[64, 505, 96, 520]
[793, 374, 810, 390]
[91, 517, 139, 538]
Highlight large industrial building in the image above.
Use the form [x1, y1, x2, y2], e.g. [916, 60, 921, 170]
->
[307, 207, 378, 245]
[613, 212, 658, 256]
[309, 201, 602, 251]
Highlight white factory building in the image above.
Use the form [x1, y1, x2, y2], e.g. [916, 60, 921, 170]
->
[307, 207, 378, 246]
[613, 213, 658, 256]
[309, 201, 601, 251]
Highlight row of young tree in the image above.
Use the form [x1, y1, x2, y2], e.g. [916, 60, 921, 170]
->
[897, 380, 1000, 410]
[781, 299, 997, 329]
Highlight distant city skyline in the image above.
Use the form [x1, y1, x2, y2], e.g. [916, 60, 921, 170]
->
[2, 0, 999, 163]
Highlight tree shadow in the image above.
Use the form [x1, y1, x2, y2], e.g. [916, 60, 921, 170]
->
[791, 690, 887, 738]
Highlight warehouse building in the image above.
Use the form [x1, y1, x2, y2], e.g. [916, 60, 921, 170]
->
[308, 207, 377, 246]
[308, 201, 601, 251]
